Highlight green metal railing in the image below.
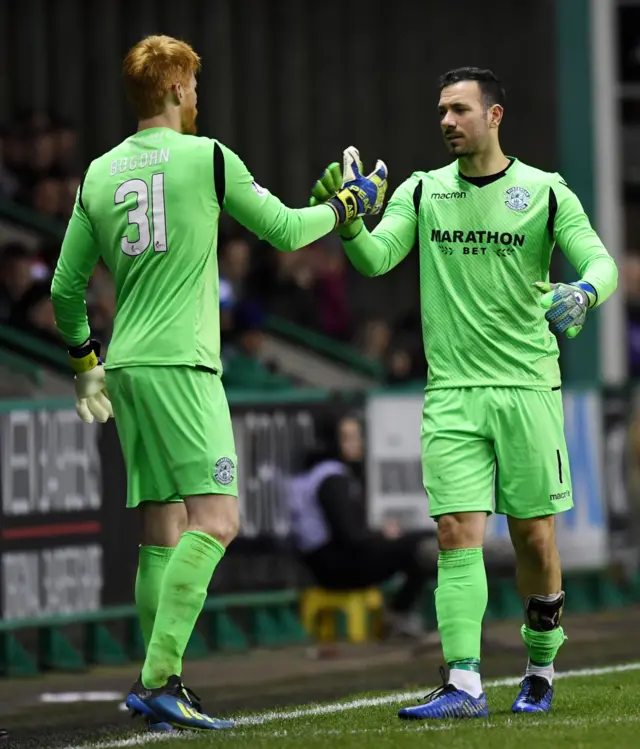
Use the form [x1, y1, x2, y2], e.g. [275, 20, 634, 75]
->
[267, 315, 385, 381]
[0, 590, 307, 677]
[0, 325, 68, 373]
[0, 571, 636, 677]
[0, 349, 43, 386]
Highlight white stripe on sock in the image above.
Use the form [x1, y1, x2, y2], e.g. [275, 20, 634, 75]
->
[448, 668, 483, 698]
[525, 659, 554, 685]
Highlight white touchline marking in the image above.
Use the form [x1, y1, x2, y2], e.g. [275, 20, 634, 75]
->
[235, 661, 640, 726]
[40, 692, 125, 704]
[62, 661, 640, 749]
[260, 714, 640, 739]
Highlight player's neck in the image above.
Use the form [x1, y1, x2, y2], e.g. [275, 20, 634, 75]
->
[457, 149, 510, 179]
[136, 112, 181, 133]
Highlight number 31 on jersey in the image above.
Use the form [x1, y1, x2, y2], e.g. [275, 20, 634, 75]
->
[115, 173, 167, 257]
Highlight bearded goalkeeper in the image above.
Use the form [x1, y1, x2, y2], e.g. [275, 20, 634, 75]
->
[50, 35, 386, 733]
[312, 67, 617, 719]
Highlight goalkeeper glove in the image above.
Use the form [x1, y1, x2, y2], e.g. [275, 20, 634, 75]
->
[314, 146, 388, 225]
[310, 161, 342, 207]
[534, 280, 596, 339]
[68, 338, 113, 424]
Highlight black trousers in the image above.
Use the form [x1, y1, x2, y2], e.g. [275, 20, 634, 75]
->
[303, 532, 437, 612]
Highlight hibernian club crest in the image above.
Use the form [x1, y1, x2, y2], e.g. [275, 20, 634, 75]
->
[505, 186, 531, 211]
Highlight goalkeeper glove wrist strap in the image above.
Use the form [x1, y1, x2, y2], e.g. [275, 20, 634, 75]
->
[68, 338, 101, 374]
[573, 280, 597, 308]
[328, 190, 359, 225]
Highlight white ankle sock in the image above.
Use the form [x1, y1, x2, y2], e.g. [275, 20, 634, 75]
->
[448, 668, 483, 698]
[525, 659, 554, 685]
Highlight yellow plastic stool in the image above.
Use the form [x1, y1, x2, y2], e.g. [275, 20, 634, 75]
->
[300, 587, 383, 644]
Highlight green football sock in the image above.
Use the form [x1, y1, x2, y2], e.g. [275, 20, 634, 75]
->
[435, 548, 487, 669]
[141, 531, 225, 688]
[135, 545, 175, 652]
[521, 625, 567, 666]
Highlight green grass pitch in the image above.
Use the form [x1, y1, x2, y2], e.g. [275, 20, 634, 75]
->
[66, 664, 640, 749]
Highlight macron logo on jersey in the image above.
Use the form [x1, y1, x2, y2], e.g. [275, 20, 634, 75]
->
[430, 191, 467, 200]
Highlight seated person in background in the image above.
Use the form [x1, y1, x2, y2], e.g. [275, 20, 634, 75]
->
[222, 300, 292, 389]
[288, 409, 438, 641]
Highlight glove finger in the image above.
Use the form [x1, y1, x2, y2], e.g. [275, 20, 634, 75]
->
[309, 195, 318, 207]
[327, 162, 342, 192]
[534, 281, 554, 295]
[76, 399, 94, 424]
[343, 146, 361, 182]
[312, 179, 335, 204]
[100, 391, 114, 419]
[95, 390, 113, 416]
[566, 324, 582, 339]
[90, 394, 111, 424]
[368, 159, 388, 183]
[539, 291, 556, 310]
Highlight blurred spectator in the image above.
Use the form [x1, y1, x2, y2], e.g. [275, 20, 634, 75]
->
[219, 276, 236, 344]
[32, 176, 65, 218]
[51, 116, 81, 175]
[0, 243, 37, 322]
[223, 300, 291, 389]
[313, 239, 352, 341]
[28, 128, 57, 176]
[626, 253, 640, 378]
[219, 235, 252, 301]
[359, 318, 391, 362]
[1, 111, 82, 215]
[2, 125, 28, 186]
[9, 280, 62, 347]
[287, 410, 438, 642]
[386, 346, 414, 385]
[0, 131, 19, 199]
[267, 251, 319, 329]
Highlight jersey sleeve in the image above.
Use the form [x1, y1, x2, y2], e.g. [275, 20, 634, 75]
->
[551, 175, 618, 308]
[50, 189, 101, 347]
[217, 142, 336, 251]
[340, 173, 421, 277]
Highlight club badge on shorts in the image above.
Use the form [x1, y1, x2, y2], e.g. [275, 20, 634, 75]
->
[214, 457, 235, 486]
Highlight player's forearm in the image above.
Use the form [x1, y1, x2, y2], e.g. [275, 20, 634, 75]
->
[262, 203, 337, 252]
[341, 221, 407, 277]
[579, 254, 618, 308]
[341, 223, 383, 276]
[50, 273, 91, 347]
[339, 184, 417, 276]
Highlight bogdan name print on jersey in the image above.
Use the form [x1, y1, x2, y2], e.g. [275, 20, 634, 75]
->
[110, 148, 171, 175]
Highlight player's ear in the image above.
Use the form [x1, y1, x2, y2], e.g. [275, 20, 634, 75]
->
[170, 82, 183, 106]
[489, 104, 504, 129]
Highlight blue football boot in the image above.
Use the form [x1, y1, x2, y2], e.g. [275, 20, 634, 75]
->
[398, 668, 489, 720]
[147, 717, 174, 732]
[511, 675, 553, 713]
[126, 675, 235, 731]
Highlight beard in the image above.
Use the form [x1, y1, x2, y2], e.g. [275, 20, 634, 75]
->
[445, 138, 471, 157]
[181, 105, 198, 135]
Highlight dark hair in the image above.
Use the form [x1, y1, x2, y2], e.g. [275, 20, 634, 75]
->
[438, 67, 506, 109]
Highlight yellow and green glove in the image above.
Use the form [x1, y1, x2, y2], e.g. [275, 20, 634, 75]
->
[311, 146, 387, 228]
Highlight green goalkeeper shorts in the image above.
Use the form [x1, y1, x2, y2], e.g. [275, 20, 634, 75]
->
[422, 387, 573, 519]
[106, 366, 237, 508]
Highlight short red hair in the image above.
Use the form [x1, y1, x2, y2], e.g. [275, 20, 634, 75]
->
[123, 35, 201, 119]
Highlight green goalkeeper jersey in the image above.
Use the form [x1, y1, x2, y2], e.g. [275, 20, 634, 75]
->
[51, 127, 336, 372]
[343, 158, 618, 390]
